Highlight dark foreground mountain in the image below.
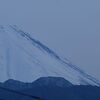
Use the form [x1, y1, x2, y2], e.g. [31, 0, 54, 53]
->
[0, 77, 100, 100]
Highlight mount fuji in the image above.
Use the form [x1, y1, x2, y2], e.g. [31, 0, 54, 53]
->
[0, 25, 100, 87]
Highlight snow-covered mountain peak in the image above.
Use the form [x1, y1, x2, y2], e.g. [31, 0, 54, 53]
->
[0, 25, 100, 86]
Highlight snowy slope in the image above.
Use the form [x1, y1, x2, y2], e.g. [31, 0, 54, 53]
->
[0, 25, 100, 86]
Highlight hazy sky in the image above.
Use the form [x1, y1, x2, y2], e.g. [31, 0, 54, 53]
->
[0, 0, 100, 80]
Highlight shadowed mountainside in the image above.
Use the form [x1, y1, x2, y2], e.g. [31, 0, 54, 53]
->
[0, 77, 100, 100]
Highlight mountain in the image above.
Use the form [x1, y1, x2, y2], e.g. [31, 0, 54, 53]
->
[0, 78, 100, 100]
[0, 25, 100, 86]
[0, 77, 73, 100]
[0, 77, 72, 90]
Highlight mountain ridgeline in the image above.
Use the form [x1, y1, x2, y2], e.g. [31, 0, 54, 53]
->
[0, 25, 100, 100]
[0, 77, 100, 100]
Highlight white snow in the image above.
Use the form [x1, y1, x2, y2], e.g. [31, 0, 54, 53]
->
[0, 25, 100, 86]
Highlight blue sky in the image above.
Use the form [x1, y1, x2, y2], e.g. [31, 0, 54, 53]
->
[0, 0, 100, 80]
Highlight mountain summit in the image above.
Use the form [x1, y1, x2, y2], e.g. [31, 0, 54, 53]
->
[0, 25, 100, 86]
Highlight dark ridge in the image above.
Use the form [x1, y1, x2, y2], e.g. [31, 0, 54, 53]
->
[10, 25, 60, 60]
[1, 77, 73, 89]
[32, 77, 73, 87]
[0, 77, 100, 100]
[63, 61, 100, 86]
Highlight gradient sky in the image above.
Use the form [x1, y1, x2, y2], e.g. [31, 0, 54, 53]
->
[0, 0, 100, 80]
